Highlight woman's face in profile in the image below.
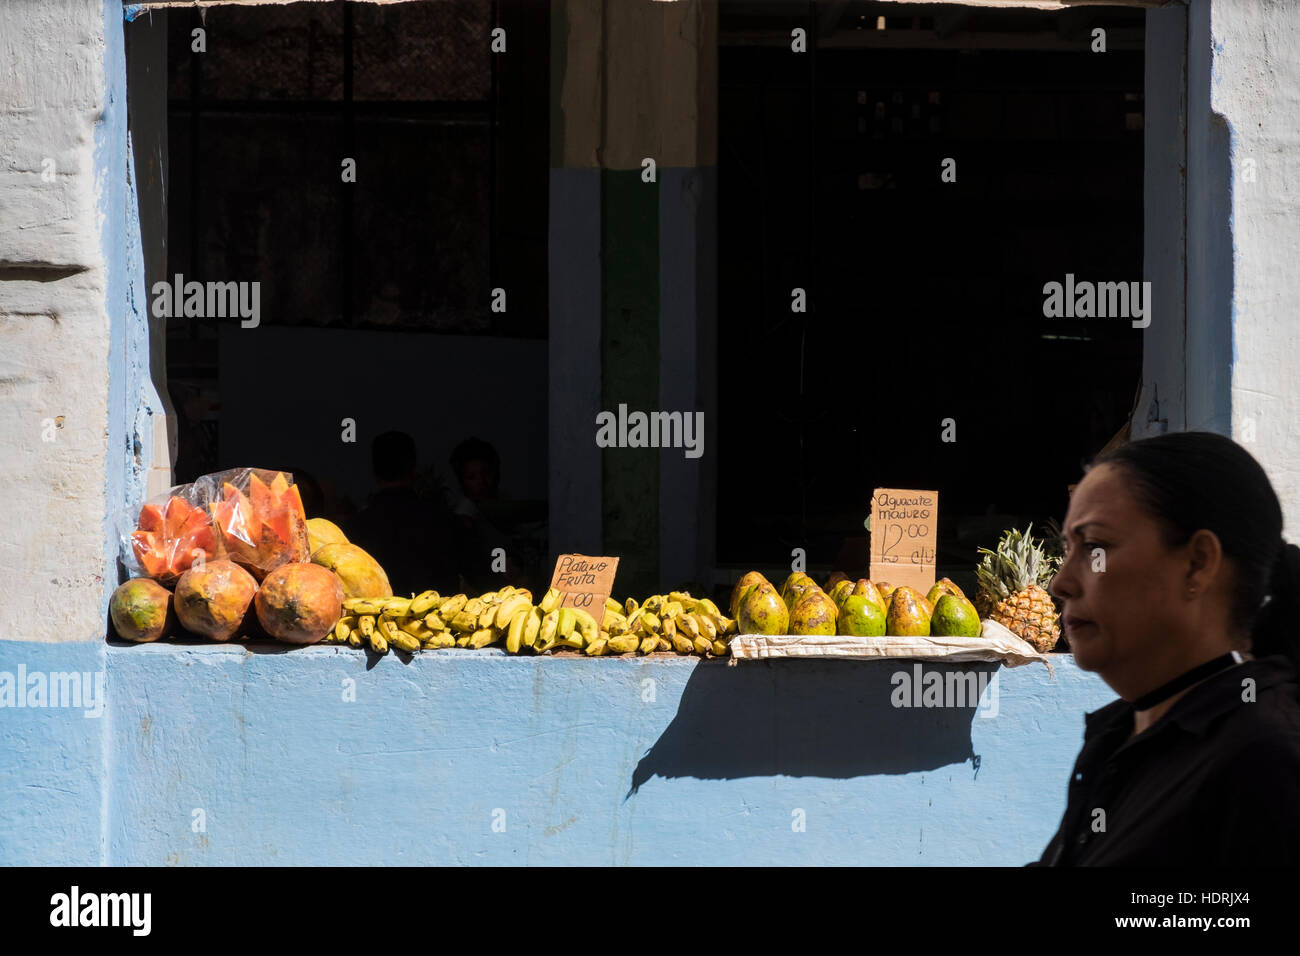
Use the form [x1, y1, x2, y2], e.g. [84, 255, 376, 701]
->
[1050, 462, 1191, 677]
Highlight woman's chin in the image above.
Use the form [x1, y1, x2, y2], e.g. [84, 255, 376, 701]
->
[1065, 624, 1107, 670]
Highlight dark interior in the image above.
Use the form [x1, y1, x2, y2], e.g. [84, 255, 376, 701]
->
[153, 0, 1144, 588]
[716, 1, 1145, 579]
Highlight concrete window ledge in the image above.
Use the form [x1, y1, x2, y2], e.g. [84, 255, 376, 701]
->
[4, 638, 1112, 864]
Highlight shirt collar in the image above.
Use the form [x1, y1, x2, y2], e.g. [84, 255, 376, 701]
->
[1082, 655, 1297, 740]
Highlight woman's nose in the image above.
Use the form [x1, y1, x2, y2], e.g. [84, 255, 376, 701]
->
[1049, 557, 1078, 600]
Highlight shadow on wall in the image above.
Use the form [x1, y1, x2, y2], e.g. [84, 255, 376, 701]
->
[628, 659, 997, 794]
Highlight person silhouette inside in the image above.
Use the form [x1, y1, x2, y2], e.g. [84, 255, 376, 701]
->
[346, 431, 459, 597]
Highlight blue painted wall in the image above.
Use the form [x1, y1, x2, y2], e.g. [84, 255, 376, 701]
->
[2, 640, 1114, 866]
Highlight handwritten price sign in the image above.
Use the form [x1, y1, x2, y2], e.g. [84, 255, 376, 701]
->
[868, 488, 938, 592]
[548, 554, 620, 627]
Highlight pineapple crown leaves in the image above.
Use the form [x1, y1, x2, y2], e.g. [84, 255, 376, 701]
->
[975, 523, 1061, 599]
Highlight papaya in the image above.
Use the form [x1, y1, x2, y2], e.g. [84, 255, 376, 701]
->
[211, 471, 310, 580]
[174, 559, 258, 642]
[255, 562, 344, 644]
[306, 517, 348, 556]
[310, 542, 392, 600]
[109, 578, 175, 643]
[131, 495, 217, 585]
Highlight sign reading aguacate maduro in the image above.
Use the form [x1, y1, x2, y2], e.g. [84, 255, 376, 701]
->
[548, 554, 619, 627]
[869, 488, 938, 593]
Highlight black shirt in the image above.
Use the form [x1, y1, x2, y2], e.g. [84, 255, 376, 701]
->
[1034, 654, 1300, 866]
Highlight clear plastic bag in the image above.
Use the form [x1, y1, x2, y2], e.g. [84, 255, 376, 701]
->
[202, 467, 310, 581]
[124, 482, 221, 587]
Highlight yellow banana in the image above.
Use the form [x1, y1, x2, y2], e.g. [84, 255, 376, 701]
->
[572, 608, 599, 646]
[477, 603, 499, 630]
[346, 628, 363, 649]
[624, 597, 639, 615]
[538, 610, 560, 647]
[639, 635, 659, 655]
[675, 613, 700, 640]
[668, 591, 695, 607]
[661, 601, 684, 620]
[670, 632, 695, 655]
[398, 618, 431, 639]
[345, 599, 386, 616]
[438, 594, 467, 617]
[423, 612, 447, 631]
[333, 619, 351, 643]
[382, 597, 413, 617]
[557, 608, 577, 639]
[463, 597, 487, 617]
[450, 610, 480, 633]
[468, 627, 499, 649]
[522, 607, 543, 647]
[506, 608, 528, 653]
[409, 590, 440, 616]
[692, 635, 712, 655]
[369, 629, 389, 654]
[539, 588, 563, 613]
[711, 639, 729, 657]
[640, 612, 661, 634]
[605, 597, 624, 615]
[585, 638, 609, 656]
[358, 615, 376, 637]
[494, 595, 531, 629]
[693, 612, 717, 642]
[387, 627, 421, 654]
[642, 595, 664, 614]
[608, 634, 640, 654]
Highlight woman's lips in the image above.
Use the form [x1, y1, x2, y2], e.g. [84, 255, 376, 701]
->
[1064, 616, 1095, 635]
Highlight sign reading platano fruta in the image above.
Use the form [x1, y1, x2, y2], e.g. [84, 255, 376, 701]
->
[548, 555, 619, 627]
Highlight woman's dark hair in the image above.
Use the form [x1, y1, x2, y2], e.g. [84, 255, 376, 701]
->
[1092, 431, 1300, 669]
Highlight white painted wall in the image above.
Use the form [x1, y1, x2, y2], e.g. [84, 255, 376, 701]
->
[1204, 0, 1300, 538]
[0, 0, 114, 644]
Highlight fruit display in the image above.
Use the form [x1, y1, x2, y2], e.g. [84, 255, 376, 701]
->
[728, 571, 984, 640]
[321, 587, 739, 658]
[974, 525, 1062, 652]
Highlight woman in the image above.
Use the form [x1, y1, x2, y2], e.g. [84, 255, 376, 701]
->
[1036, 431, 1300, 866]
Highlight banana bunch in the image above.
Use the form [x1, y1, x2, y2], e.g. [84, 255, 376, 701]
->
[602, 591, 737, 657]
[322, 586, 536, 655]
[319, 586, 737, 659]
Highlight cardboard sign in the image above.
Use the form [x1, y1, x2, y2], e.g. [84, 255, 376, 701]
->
[869, 488, 938, 593]
[548, 554, 620, 627]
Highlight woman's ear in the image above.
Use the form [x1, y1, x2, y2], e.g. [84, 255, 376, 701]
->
[1185, 529, 1225, 596]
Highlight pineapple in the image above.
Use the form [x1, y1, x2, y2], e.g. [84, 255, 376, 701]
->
[974, 525, 1062, 652]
